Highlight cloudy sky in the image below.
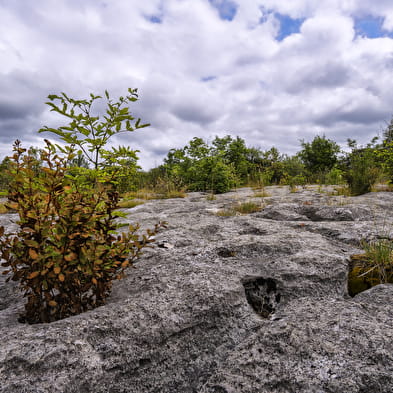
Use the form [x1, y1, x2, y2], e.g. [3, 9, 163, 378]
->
[1, 0, 393, 169]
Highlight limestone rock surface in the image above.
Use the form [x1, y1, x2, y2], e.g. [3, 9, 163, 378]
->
[1, 186, 393, 393]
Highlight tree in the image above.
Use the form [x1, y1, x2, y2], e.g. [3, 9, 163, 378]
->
[212, 135, 250, 180]
[299, 135, 340, 174]
[345, 147, 380, 195]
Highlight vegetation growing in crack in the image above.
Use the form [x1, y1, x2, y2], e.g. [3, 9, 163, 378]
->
[0, 89, 166, 324]
[349, 237, 393, 296]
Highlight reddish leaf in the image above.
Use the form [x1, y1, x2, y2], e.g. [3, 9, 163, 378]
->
[29, 249, 39, 260]
[27, 271, 40, 279]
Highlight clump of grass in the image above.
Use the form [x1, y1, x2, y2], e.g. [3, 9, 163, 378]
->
[360, 238, 393, 284]
[348, 237, 393, 296]
[371, 183, 393, 192]
[216, 201, 262, 216]
[329, 185, 351, 197]
[122, 189, 156, 200]
[122, 188, 187, 201]
[206, 192, 216, 201]
[216, 208, 236, 217]
[118, 199, 145, 209]
[289, 184, 298, 193]
[253, 190, 270, 198]
[234, 201, 262, 214]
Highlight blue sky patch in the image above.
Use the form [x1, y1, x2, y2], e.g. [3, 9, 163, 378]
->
[148, 15, 162, 24]
[209, 0, 238, 21]
[201, 76, 217, 82]
[275, 13, 304, 41]
[354, 15, 393, 38]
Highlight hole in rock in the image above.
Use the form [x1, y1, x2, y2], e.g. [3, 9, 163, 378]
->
[243, 277, 281, 318]
[217, 248, 237, 258]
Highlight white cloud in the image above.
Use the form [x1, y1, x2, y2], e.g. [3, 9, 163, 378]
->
[1, 0, 393, 168]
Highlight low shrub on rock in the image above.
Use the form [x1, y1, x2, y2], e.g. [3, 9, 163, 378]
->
[0, 140, 164, 324]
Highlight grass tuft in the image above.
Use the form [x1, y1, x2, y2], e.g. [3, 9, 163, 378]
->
[118, 199, 145, 209]
[216, 201, 262, 216]
[216, 208, 236, 217]
[206, 193, 216, 201]
[122, 188, 187, 201]
[348, 238, 393, 296]
[234, 201, 262, 214]
[253, 191, 270, 198]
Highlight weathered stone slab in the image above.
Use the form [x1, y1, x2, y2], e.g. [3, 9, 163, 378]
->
[1, 186, 392, 392]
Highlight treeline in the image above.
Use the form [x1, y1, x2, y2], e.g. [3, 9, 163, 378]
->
[138, 123, 393, 195]
[1, 129, 392, 197]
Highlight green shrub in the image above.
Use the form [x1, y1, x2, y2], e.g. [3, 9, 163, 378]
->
[0, 141, 165, 324]
[345, 149, 380, 195]
[187, 156, 237, 194]
[324, 167, 345, 185]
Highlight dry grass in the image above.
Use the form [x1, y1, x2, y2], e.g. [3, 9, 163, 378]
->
[253, 190, 271, 198]
[118, 199, 145, 209]
[327, 186, 351, 197]
[371, 183, 393, 192]
[234, 201, 262, 214]
[122, 190, 156, 200]
[216, 201, 263, 216]
[216, 208, 237, 217]
[122, 188, 187, 201]
[206, 193, 216, 201]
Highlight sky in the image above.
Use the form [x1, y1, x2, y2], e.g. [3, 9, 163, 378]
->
[1, 0, 393, 169]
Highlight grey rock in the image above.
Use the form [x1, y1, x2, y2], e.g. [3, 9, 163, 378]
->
[1, 186, 393, 392]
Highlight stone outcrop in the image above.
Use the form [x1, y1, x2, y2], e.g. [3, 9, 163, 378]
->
[1, 186, 393, 392]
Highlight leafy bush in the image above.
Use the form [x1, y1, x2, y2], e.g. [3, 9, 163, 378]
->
[0, 141, 164, 324]
[345, 148, 380, 195]
[187, 156, 237, 194]
[324, 166, 345, 185]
